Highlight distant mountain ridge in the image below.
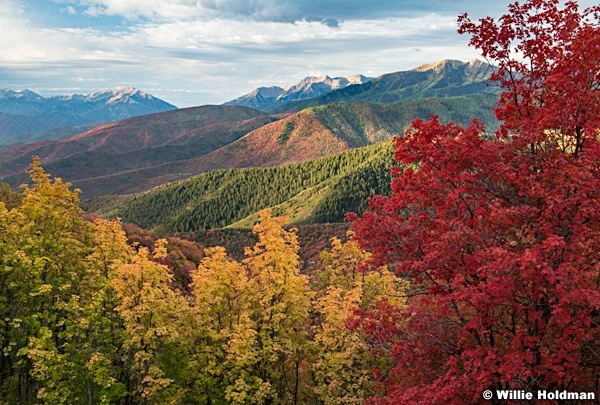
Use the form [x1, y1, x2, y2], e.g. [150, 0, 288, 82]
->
[224, 74, 373, 111]
[0, 87, 177, 140]
[0, 124, 98, 150]
[271, 59, 498, 113]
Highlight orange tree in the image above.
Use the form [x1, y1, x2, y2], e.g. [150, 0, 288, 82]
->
[349, 0, 600, 403]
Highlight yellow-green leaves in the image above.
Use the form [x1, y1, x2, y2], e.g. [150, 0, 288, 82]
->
[311, 234, 408, 404]
[1, 161, 410, 405]
[243, 210, 312, 403]
[188, 209, 312, 404]
[1, 160, 132, 404]
[112, 240, 189, 403]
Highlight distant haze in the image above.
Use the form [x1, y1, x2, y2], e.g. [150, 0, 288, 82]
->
[0, 87, 176, 141]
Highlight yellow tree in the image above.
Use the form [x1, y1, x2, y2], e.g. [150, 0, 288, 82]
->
[26, 218, 134, 405]
[187, 246, 255, 404]
[0, 159, 95, 403]
[242, 209, 312, 405]
[0, 187, 25, 402]
[188, 210, 312, 404]
[311, 235, 408, 404]
[111, 239, 190, 404]
[0, 160, 134, 404]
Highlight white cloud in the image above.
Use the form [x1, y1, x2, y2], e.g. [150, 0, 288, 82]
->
[56, 0, 519, 24]
[62, 5, 76, 14]
[76, 76, 110, 81]
[69, 0, 202, 20]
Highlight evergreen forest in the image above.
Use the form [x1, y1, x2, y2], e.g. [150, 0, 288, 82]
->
[96, 142, 395, 233]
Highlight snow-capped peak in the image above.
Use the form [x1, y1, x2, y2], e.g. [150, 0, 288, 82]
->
[86, 87, 144, 103]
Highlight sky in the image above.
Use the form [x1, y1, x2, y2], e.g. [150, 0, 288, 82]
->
[1, 0, 595, 107]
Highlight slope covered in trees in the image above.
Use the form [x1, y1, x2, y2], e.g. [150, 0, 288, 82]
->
[94, 142, 395, 233]
[1, 95, 497, 199]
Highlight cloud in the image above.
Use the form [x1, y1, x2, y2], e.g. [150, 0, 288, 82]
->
[0, 1, 484, 107]
[55, 0, 514, 25]
[18, 0, 589, 106]
[76, 76, 110, 82]
[61, 5, 77, 14]
[321, 18, 339, 28]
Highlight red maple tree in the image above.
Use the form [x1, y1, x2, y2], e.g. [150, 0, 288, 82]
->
[349, 0, 600, 403]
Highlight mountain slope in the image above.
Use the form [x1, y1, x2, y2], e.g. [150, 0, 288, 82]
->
[56, 93, 499, 199]
[0, 113, 53, 141]
[0, 124, 98, 150]
[272, 59, 498, 113]
[167, 94, 498, 174]
[0, 105, 274, 186]
[93, 142, 395, 233]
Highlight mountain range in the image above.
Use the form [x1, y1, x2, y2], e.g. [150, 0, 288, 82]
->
[0, 94, 498, 200]
[224, 74, 373, 111]
[225, 59, 496, 113]
[271, 59, 498, 113]
[1, 59, 501, 226]
[0, 87, 177, 143]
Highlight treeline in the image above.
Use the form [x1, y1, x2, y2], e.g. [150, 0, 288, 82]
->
[189, 223, 350, 269]
[0, 163, 407, 404]
[100, 142, 395, 233]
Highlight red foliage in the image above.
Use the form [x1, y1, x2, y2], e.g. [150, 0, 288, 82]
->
[349, 1, 600, 402]
[123, 223, 157, 250]
[123, 223, 204, 292]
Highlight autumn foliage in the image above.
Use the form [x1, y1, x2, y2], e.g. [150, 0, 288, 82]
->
[0, 162, 406, 404]
[350, 0, 600, 403]
[1, 1, 599, 404]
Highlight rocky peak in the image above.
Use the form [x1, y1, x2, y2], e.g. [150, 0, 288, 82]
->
[0, 89, 44, 101]
[413, 59, 466, 73]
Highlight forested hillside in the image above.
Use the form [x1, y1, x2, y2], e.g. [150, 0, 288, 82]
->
[71, 94, 496, 199]
[95, 142, 395, 233]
